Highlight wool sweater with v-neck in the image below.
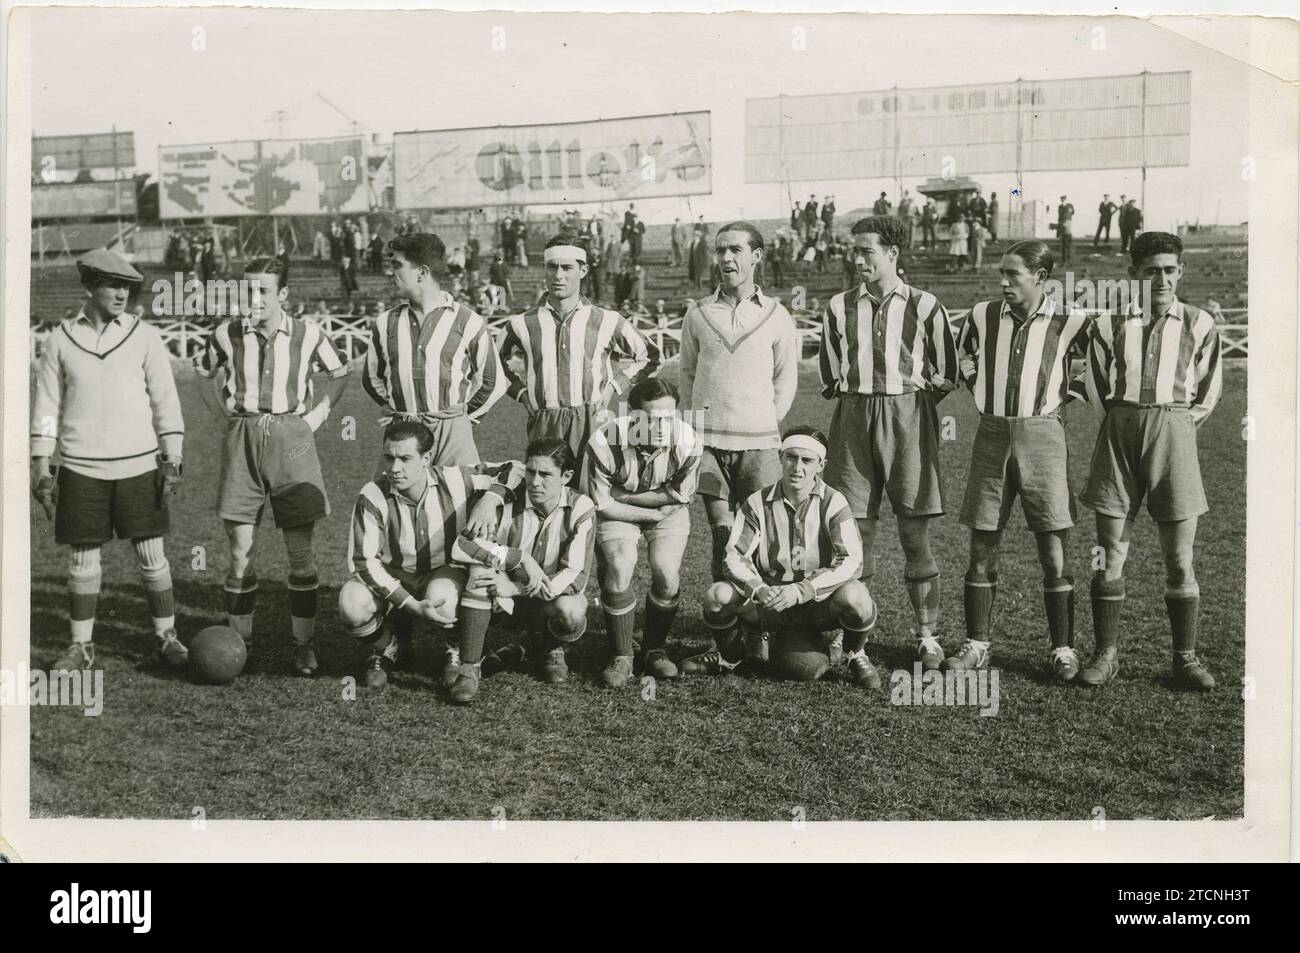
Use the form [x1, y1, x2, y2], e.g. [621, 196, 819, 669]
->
[677, 286, 799, 451]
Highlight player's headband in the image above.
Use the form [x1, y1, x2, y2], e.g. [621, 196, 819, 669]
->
[543, 245, 587, 264]
[781, 434, 827, 460]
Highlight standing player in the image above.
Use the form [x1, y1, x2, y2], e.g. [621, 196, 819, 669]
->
[582, 377, 702, 686]
[677, 221, 799, 671]
[363, 233, 507, 465]
[945, 241, 1091, 681]
[31, 249, 187, 671]
[1078, 231, 1222, 690]
[498, 233, 659, 481]
[453, 439, 597, 699]
[702, 426, 878, 686]
[338, 421, 523, 691]
[819, 217, 959, 671]
[193, 257, 350, 676]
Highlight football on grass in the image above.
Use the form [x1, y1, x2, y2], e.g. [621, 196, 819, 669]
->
[770, 628, 831, 682]
[189, 625, 247, 685]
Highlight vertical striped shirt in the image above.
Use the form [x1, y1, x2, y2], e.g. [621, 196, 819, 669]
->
[452, 487, 597, 597]
[499, 297, 659, 410]
[362, 293, 507, 422]
[819, 281, 958, 397]
[724, 479, 863, 602]
[348, 461, 524, 607]
[957, 297, 1091, 417]
[581, 414, 703, 509]
[195, 315, 347, 415]
[1085, 298, 1222, 424]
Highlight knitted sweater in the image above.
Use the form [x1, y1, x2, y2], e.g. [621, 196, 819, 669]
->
[677, 287, 799, 451]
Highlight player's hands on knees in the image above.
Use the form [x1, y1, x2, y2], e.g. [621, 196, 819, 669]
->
[465, 495, 503, 538]
[411, 595, 450, 623]
[31, 458, 56, 520]
[765, 585, 802, 613]
[518, 555, 550, 598]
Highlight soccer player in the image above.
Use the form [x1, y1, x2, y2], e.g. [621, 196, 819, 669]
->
[453, 439, 597, 699]
[819, 216, 959, 672]
[31, 249, 187, 671]
[193, 257, 350, 676]
[338, 420, 523, 691]
[582, 377, 702, 686]
[701, 426, 878, 686]
[498, 233, 659, 481]
[363, 232, 507, 465]
[677, 221, 799, 671]
[1078, 231, 1222, 690]
[945, 241, 1091, 681]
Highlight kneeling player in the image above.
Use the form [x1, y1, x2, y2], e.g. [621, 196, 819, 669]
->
[454, 439, 596, 696]
[1078, 231, 1222, 690]
[583, 377, 702, 686]
[337, 420, 520, 690]
[700, 426, 880, 687]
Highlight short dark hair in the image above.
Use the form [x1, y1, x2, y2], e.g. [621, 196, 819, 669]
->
[1129, 231, 1183, 268]
[1003, 240, 1055, 279]
[781, 424, 829, 449]
[525, 436, 575, 476]
[383, 419, 434, 455]
[628, 376, 679, 410]
[850, 216, 909, 251]
[243, 256, 289, 290]
[388, 233, 447, 276]
[545, 234, 581, 250]
[715, 221, 765, 251]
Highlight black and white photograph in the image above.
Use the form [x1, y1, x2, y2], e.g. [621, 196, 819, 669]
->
[0, 1, 1294, 864]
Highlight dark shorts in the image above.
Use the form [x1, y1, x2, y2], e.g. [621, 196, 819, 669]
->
[1080, 405, 1208, 523]
[825, 390, 945, 519]
[528, 403, 602, 485]
[55, 466, 169, 546]
[219, 414, 329, 528]
[698, 447, 781, 506]
[960, 414, 1076, 533]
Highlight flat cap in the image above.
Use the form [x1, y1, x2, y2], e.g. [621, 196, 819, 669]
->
[77, 248, 143, 283]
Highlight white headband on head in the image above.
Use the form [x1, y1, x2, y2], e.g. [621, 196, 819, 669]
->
[781, 434, 827, 460]
[543, 245, 587, 264]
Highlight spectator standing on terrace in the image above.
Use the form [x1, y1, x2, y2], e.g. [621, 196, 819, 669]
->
[688, 227, 709, 291]
[921, 201, 937, 249]
[671, 218, 686, 267]
[1095, 193, 1118, 247]
[988, 193, 1000, 241]
[948, 216, 969, 272]
[1056, 195, 1075, 268]
[312, 228, 329, 261]
[822, 195, 837, 233]
[803, 196, 819, 235]
[872, 192, 891, 216]
[627, 213, 646, 266]
[970, 188, 989, 229]
[898, 191, 915, 245]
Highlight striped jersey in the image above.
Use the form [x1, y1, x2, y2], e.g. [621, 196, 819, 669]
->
[581, 413, 703, 510]
[362, 293, 507, 422]
[957, 297, 1090, 417]
[819, 281, 958, 397]
[499, 297, 659, 410]
[724, 479, 863, 602]
[1085, 298, 1222, 424]
[195, 315, 347, 415]
[452, 486, 597, 597]
[348, 461, 524, 607]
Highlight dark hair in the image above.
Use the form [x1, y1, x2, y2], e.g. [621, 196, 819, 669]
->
[1129, 231, 1183, 268]
[243, 256, 289, 290]
[1003, 240, 1055, 279]
[525, 437, 575, 475]
[544, 234, 582, 250]
[781, 424, 829, 449]
[628, 376, 679, 410]
[850, 216, 909, 252]
[715, 221, 765, 251]
[388, 233, 447, 276]
[383, 419, 434, 455]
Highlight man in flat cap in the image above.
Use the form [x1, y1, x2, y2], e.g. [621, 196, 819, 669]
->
[31, 248, 188, 672]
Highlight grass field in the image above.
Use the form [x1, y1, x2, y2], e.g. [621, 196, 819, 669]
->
[29, 361, 1246, 821]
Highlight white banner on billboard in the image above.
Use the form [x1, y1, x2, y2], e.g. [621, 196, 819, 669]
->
[746, 71, 1189, 183]
[394, 112, 711, 209]
[33, 181, 137, 219]
[158, 136, 370, 219]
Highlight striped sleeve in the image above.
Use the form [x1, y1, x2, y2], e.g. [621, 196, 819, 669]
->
[1063, 313, 1092, 405]
[722, 493, 767, 598]
[498, 319, 529, 403]
[467, 459, 525, 502]
[348, 484, 412, 607]
[1189, 316, 1222, 425]
[818, 298, 843, 399]
[665, 427, 702, 503]
[311, 323, 348, 378]
[193, 323, 227, 379]
[547, 495, 597, 596]
[798, 491, 863, 601]
[608, 314, 659, 396]
[923, 294, 959, 393]
[1084, 316, 1114, 413]
[465, 317, 507, 421]
[581, 432, 617, 510]
[451, 521, 524, 573]
[361, 313, 390, 407]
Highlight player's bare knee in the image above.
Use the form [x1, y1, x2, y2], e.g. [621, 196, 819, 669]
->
[649, 564, 681, 600]
[338, 581, 379, 630]
[703, 581, 738, 615]
[424, 576, 462, 626]
[601, 549, 638, 592]
[836, 581, 876, 628]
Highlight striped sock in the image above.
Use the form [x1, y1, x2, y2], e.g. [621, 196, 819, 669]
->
[225, 571, 258, 642]
[907, 570, 941, 634]
[1043, 577, 1075, 648]
[602, 586, 637, 657]
[68, 545, 101, 644]
[288, 572, 319, 646]
[1090, 574, 1126, 651]
[134, 537, 175, 637]
[643, 592, 679, 651]
[963, 570, 997, 641]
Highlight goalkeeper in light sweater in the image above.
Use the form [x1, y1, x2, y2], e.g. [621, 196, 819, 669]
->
[677, 221, 800, 674]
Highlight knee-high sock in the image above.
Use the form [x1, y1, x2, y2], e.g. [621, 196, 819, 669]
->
[702, 604, 741, 662]
[1165, 584, 1200, 654]
[963, 570, 996, 642]
[458, 594, 492, 664]
[224, 570, 258, 642]
[286, 543, 319, 646]
[643, 592, 679, 651]
[841, 594, 878, 655]
[709, 524, 732, 583]
[602, 586, 637, 657]
[1090, 574, 1125, 651]
[68, 546, 102, 644]
[134, 537, 175, 636]
[1043, 576, 1075, 649]
[907, 570, 941, 635]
